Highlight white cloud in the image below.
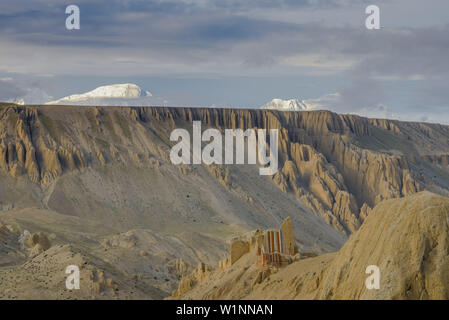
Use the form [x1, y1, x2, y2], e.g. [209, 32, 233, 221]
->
[303, 92, 341, 110]
[281, 55, 357, 72]
[0, 75, 53, 104]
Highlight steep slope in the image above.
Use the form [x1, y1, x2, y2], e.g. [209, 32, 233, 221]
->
[173, 192, 449, 300]
[315, 191, 449, 299]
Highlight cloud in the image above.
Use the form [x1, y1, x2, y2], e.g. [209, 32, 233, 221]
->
[0, 0, 448, 81]
[0, 75, 53, 104]
[304, 92, 341, 110]
[0, 78, 27, 101]
[304, 77, 387, 112]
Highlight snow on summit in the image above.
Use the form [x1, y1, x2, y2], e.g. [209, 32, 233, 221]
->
[46, 84, 150, 105]
[261, 98, 312, 111]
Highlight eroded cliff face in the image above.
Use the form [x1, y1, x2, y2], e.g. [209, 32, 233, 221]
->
[1, 105, 448, 236]
[0, 107, 85, 184]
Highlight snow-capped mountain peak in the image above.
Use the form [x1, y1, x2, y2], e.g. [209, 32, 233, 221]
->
[261, 98, 311, 111]
[46, 83, 143, 105]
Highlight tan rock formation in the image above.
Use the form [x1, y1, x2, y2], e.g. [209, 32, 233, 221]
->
[26, 232, 51, 251]
[171, 192, 449, 300]
[172, 262, 212, 297]
[230, 240, 250, 265]
[279, 217, 295, 256]
[316, 191, 449, 299]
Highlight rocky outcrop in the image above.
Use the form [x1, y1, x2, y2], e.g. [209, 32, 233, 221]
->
[171, 217, 299, 298]
[92, 269, 118, 293]
[171, 262, 212, 297]
[171, 192, 449, 300]
[167, 258, 192, 277]
[18, 231, 52, 257]
[316, 192, 449, 299]
[26, 232, 51, 251]
[229, 240, 250, 265]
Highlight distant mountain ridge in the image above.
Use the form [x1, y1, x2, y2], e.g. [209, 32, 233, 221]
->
[261, 98, 312, 111]
[46, 83, 151, 105]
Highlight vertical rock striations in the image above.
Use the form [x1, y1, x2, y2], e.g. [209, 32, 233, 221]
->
[0, 105, 448, 236]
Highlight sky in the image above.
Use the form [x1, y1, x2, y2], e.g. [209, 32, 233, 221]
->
[1, 0, 449, 123]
